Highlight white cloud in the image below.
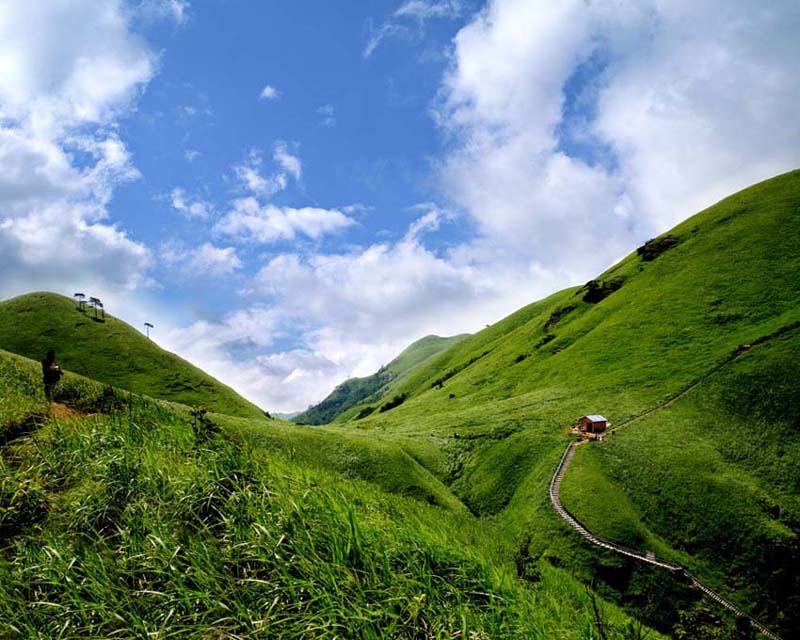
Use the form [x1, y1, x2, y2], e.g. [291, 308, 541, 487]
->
[184, 148, 202, 162]
[437, 0, 800, 276]
[216, 198, 355, 244]
[259, 84, 281, 101]
[395, 0, 464, 21]
[223, 209, 558, 410]
[234, 155, 287, 198]
[191, 243, 241, 275]
[273, 142, 302, 180]
[233, 143, 302, 199]
[316, 104, 336, 127]
[364, 0, 465, 57]
[136, 0, 190, 25]
[0, 0, 155, 300]
[161, 305, 302, 410]
[403, 203, 453, 241]
[169, 187, 212, 219]
[160, 241, 242, 276]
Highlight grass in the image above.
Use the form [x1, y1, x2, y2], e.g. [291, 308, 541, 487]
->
[0, 349, 660, 639]
[293, 334, 468, 425]
[312, 169, 800, 637]
[1, 170, 799, 637]
[561, 328, 800, 634]
[0, 292, 266, 419]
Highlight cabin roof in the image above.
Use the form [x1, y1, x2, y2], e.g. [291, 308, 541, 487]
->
[583, 414, 607, 422]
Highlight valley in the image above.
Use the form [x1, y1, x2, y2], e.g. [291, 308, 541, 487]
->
[1, 170, 799, 638]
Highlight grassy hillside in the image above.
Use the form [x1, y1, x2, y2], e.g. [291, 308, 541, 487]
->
[0, 292, 266, 419]
[293, 334, 467, 425]
[2, 170, 797, 638]
[0, 348, 659, 639]
[560, 326, 800, 631]
[332, 169, 800, 637]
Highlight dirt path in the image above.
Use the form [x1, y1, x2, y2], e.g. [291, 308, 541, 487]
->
[549, 323, 800, 640]
[550, 441, 782, 639]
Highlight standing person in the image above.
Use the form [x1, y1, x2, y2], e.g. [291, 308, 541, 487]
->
[42, 350, 63, 401]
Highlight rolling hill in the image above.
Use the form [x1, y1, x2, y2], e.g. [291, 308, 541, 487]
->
[0, 292, 266, 419]
[0, 170, 798, 638]
[328, 169, 800, 637]
[0, 347, 658, 638]
[293, 333, 468, 425]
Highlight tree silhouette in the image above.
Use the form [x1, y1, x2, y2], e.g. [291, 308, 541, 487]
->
[88, 297, 101, 320]
[74, 292, 86, 312]
[97, 300, 105, 320]
[144, 322, 154, 339]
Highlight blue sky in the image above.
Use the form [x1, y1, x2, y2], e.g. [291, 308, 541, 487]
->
[1, 1, 799, 411]
[116, 1, 470, 318]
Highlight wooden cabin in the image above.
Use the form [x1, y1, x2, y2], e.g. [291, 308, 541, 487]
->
[578, 415, 608, 434]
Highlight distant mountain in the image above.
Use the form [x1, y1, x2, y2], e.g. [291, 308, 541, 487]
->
[292, 334, 468, 425]
[0, 292, 266, 419]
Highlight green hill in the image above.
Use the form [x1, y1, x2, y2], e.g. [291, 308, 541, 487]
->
[338, 169, 800, 636]
[0, 292, 266, 420]
[293, 333, 468, 425]
[1, 170, 798, 638]
[0, 349, 658, 638]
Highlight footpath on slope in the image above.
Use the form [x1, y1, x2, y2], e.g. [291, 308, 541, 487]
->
[549, 323, 800, 640]
[549, 442, 781, 640]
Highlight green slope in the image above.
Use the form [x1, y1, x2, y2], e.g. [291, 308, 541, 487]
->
[0, 292, 266, 419]
[1, 170, 798, 637]
[335, 169, 800, 636]
[0, 349, 661, 639]
[293, 333, 468, 425]
[560, 326, 800, 629]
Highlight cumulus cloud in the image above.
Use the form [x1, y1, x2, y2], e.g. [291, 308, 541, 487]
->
[169, 187, 212, 219]
[136, 0, 190, 25]
[259, 84, 281, 101]
[215, 207, 559, 409]
[216, 198, 355, 244]
[0, 0, 155, 299]
[437, 0, 800, 275]
[190, 243, 242, 275]
[218, 142, 354, 246]
[160, 240, 242, 276]
[273, 142, 302, 181]
[396, 0, 464, 21]
[233, 143, 302, 199]
[160, 305, 311, 411]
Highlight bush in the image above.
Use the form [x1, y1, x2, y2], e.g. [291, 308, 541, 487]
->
[355, 405, 376, 420]
[637, 234, 681, 261]
[379, 393, 408, 413]
[582, 277, 626, 304]
[544, 304, 577, 330]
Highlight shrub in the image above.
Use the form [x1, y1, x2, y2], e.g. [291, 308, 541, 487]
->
[544, 304, 577, 330]
[637, 234, 681, 261]
[355, 405, 376, 420]
[582, 277, 626, 304]
[379, 393, 408, 413]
